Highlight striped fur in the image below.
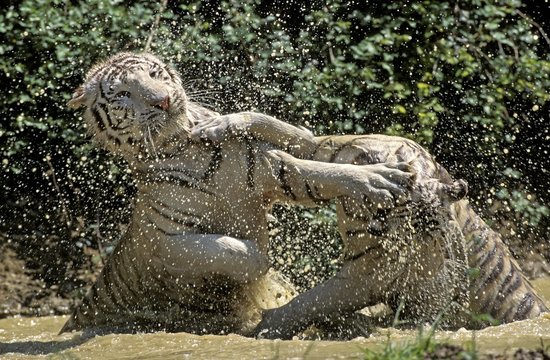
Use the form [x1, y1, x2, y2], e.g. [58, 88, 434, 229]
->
[61, 52, 415, 334]
[312, 135, 548, 328]
[193, 117, 548, 338]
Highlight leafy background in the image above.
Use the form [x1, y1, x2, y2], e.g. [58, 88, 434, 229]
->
[0, 0, 548, 308]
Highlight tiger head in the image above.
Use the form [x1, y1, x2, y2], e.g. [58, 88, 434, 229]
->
[67, 52, 190, 158]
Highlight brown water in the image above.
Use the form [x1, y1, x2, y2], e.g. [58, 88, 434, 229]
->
[1, 278, 549, 360]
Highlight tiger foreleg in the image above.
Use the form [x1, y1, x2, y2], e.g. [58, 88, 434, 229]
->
[152, 233, 269, 284]
[190, 112, 318, 159]
[252, 262, 377, 339]
[264, 149, 416, 208]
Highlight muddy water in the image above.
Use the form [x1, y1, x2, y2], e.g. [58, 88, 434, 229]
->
[1, 278, 549, 360]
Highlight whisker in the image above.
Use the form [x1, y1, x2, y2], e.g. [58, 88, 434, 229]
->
[147, 125, 158, 159]
[181, 78, 201, 88]
[187, 89, 223, 96]
[187, 93, 223, 102]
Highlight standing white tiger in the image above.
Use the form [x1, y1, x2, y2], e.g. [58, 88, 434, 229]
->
[60, 52, 415, 334]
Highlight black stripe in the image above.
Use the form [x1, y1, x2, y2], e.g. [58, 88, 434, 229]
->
[112, 257, 141, 309]
[344, 243, 383, 261]
[101, 258, 124, 310]
[125, 256, 147, 307]
[304, 183, 330, 202]
[305, 182, 317, 201]
[120, 58, 145, 67]
[312, 185, 331, 201]
[136, 168, 214, 196]
[277, 163, 296, 200]
[245, 139, 256, 189]
[154, 166, 202, 181]
[491, 270, 523, 313]
[91, 107, 122, 146]
[127, 137, 138, 146]
[341, 200, 357, 218]
[150, 202, 200, 229]
[502, 270, 523, 297]
[513, 293, 535, 320]
[475, 237, 498, 270]
[99, 81, 109, 101]
[146, 213, 207, 235]
[342, 198, 382, 221]
[462, 216, 473, 233]
[469, 233, 489, 257]
[97, 102, 116, 129]
[202, 144, 222, 181]
[91, 107, 106, 131]
[155, 174, 215, 195]
[152, 198, 202, 218]
[95, 261, 121, 311]
[477, 253, 505, 312]
[87, 63, 114, 84]
[481, 251, 505, 283]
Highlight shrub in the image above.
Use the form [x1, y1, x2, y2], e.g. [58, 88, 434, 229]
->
[0, 0, 548, 295]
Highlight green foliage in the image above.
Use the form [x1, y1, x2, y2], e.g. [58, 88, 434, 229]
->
[0, 0, 548, 294]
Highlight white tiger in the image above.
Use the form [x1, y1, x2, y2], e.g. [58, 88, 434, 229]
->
[60, 52, 415, 334]
[193, 112, 548, 338]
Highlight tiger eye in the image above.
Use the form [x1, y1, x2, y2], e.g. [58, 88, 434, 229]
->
[115, 91, 131, 99]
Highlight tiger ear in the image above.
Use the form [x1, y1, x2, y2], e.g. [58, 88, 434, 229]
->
[67, 86, 88, 109]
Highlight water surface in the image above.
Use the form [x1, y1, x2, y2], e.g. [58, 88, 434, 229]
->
[1, 277, 549, 359]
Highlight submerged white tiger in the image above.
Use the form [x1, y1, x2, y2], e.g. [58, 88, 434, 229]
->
[61, 52, 415, 334]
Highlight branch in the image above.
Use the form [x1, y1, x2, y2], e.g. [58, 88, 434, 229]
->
[45, 157, 73, 233]
[515, 9, 550, 49]
[94, 215, 105, 267]
[144, 0, 169, 52]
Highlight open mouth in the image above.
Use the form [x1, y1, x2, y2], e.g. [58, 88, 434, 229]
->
[153, 96, 170, 111]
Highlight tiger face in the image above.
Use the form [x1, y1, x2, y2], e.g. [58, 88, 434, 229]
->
[68, 52, 189, 157]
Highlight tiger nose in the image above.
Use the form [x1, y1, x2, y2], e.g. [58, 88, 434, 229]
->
[153, 95, 170, 111]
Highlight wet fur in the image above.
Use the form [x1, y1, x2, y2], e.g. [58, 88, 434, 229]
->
[61, 53, 414, 334]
